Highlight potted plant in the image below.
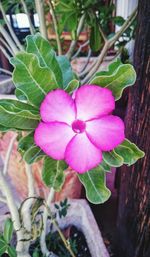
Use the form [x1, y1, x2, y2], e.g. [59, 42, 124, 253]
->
[0, 1, 144, 257]
[0, 33, 144, 257]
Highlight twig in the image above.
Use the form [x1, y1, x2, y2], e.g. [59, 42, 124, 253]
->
[0, 169, 30, 257]
[79, 58, 97, 78]
[20, 164, 36, 254]
[35, 0, 47, 39]
[0, 24, 19, 54]
[66, 14, 86, 60]
[40, 188, 58, 257]
[79, 48, 92, 73]
[0, 68, 12, 75]
[82, 7, 138, 83]
[0, 45, 11, 60]
[0, 78, 13, 87]
[0, 37, 14, 56]
[0, 196, 7, 203]
[48, 0, 62, 55]
[0, 2, 24, 51]
[99, 24, 107, 42]
[72, 40, 89, 60]
[109, 8, 138, 46]
[82, 41, 110, 84]
[45, 202, 76, 257]
[25, 164, 35, 197]
[21, 0, 35, 35]
[3, 134, 17, 175]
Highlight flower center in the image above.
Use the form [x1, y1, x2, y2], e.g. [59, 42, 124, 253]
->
[72, 119, 86, 133]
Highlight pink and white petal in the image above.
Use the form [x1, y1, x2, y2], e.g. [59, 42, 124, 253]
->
[65, 133, 102, 174]
[86, 115, 125, 151]
[75, 85, 115, 121]
[34, 122, 75, 159]
[40, 89, 76, 124]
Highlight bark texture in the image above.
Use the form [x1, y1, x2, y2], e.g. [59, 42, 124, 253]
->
[117, 1, 150, 257]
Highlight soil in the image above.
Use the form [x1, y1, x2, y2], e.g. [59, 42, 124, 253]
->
[29, 226, 92, 257]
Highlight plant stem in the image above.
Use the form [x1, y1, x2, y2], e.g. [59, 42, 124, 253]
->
[21, 0, 35, 35]
[45, 202, 76, 257]
[40, 188, 59, 257]
[0, 24, 19, 54]
[0, 68, 12, 75]
[99, 24, 107, 42]
[72, 40, 89, 60]
[0, 169, 30, 257]
[3, 134, 17, 175]
[0, 2, 24, 51]
[0, 196, 6, 203]
[0, 78, 12, 88]
[82, 7, 138, 83]
[0, 37, 14, 56]
[66, 14, 86, 60]
[35, 0, 47, 39]
[0, 45, 11, 60]
[48, 0, 62, 55]
[82, 41, 110, 83]
[109, 7, 138, 46]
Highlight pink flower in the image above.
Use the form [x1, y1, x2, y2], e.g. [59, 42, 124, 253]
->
[34, 85, 125, 173]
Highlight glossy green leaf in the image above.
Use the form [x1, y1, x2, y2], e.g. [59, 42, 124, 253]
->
[0, 236, 7, 256]
[100, 160, 111, 172]
[0, 99, 40, 130]
[95, 58, 122, 76]
[26, 34, 63, 87]
[10, 52, 58, 107]
[103, 150, 124, 167]
[23, 145, 45, 164]
[42, 157, 67, 191]
[90, 23, 102, 52]
[78, 166, 111, 204]
[3, 218, 13, 243]
[114, 139, 145, 166]
[18, 132, 34, 154]
[7, 246, 17, 257]
[90, 62, 136, 100]
[57, 56, 74, 88]
[65, 79, 80, 93]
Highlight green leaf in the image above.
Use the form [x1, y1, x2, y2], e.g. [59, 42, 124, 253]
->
[65, 79, 80, 93]
[42, 157, 67, 191]
[103, 150, 124, 167]
[10, 52, 59, 107]
[18, 132, 34, 154]
[26, 34, 63, 87]
[90, 62, 136, 100]
[113, 16, 125, 26]
[0, 236, 7, 256]
[7, 246, 17, 257]
[3, 218, 13, 243]
[100, 160, 111, 172]
[114, 139, 145, 166]
[90, 22, 102, 52]
[0, 99, 40, 130]
[95, 58, 122, 76]
[56, 56, 74, 88]
[78, 166, 111, 204]
[23, 145, 45, 164]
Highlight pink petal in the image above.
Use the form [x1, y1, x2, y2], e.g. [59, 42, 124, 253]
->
[34, 122, 75, 159]
[75, 85, 115, 121]
[40, 89, 76, 124]
[86, 115, 125, 151]
[65, 133, 102, 173]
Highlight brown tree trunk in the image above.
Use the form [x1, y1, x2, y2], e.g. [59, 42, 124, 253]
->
[117, 1, 150, 257]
